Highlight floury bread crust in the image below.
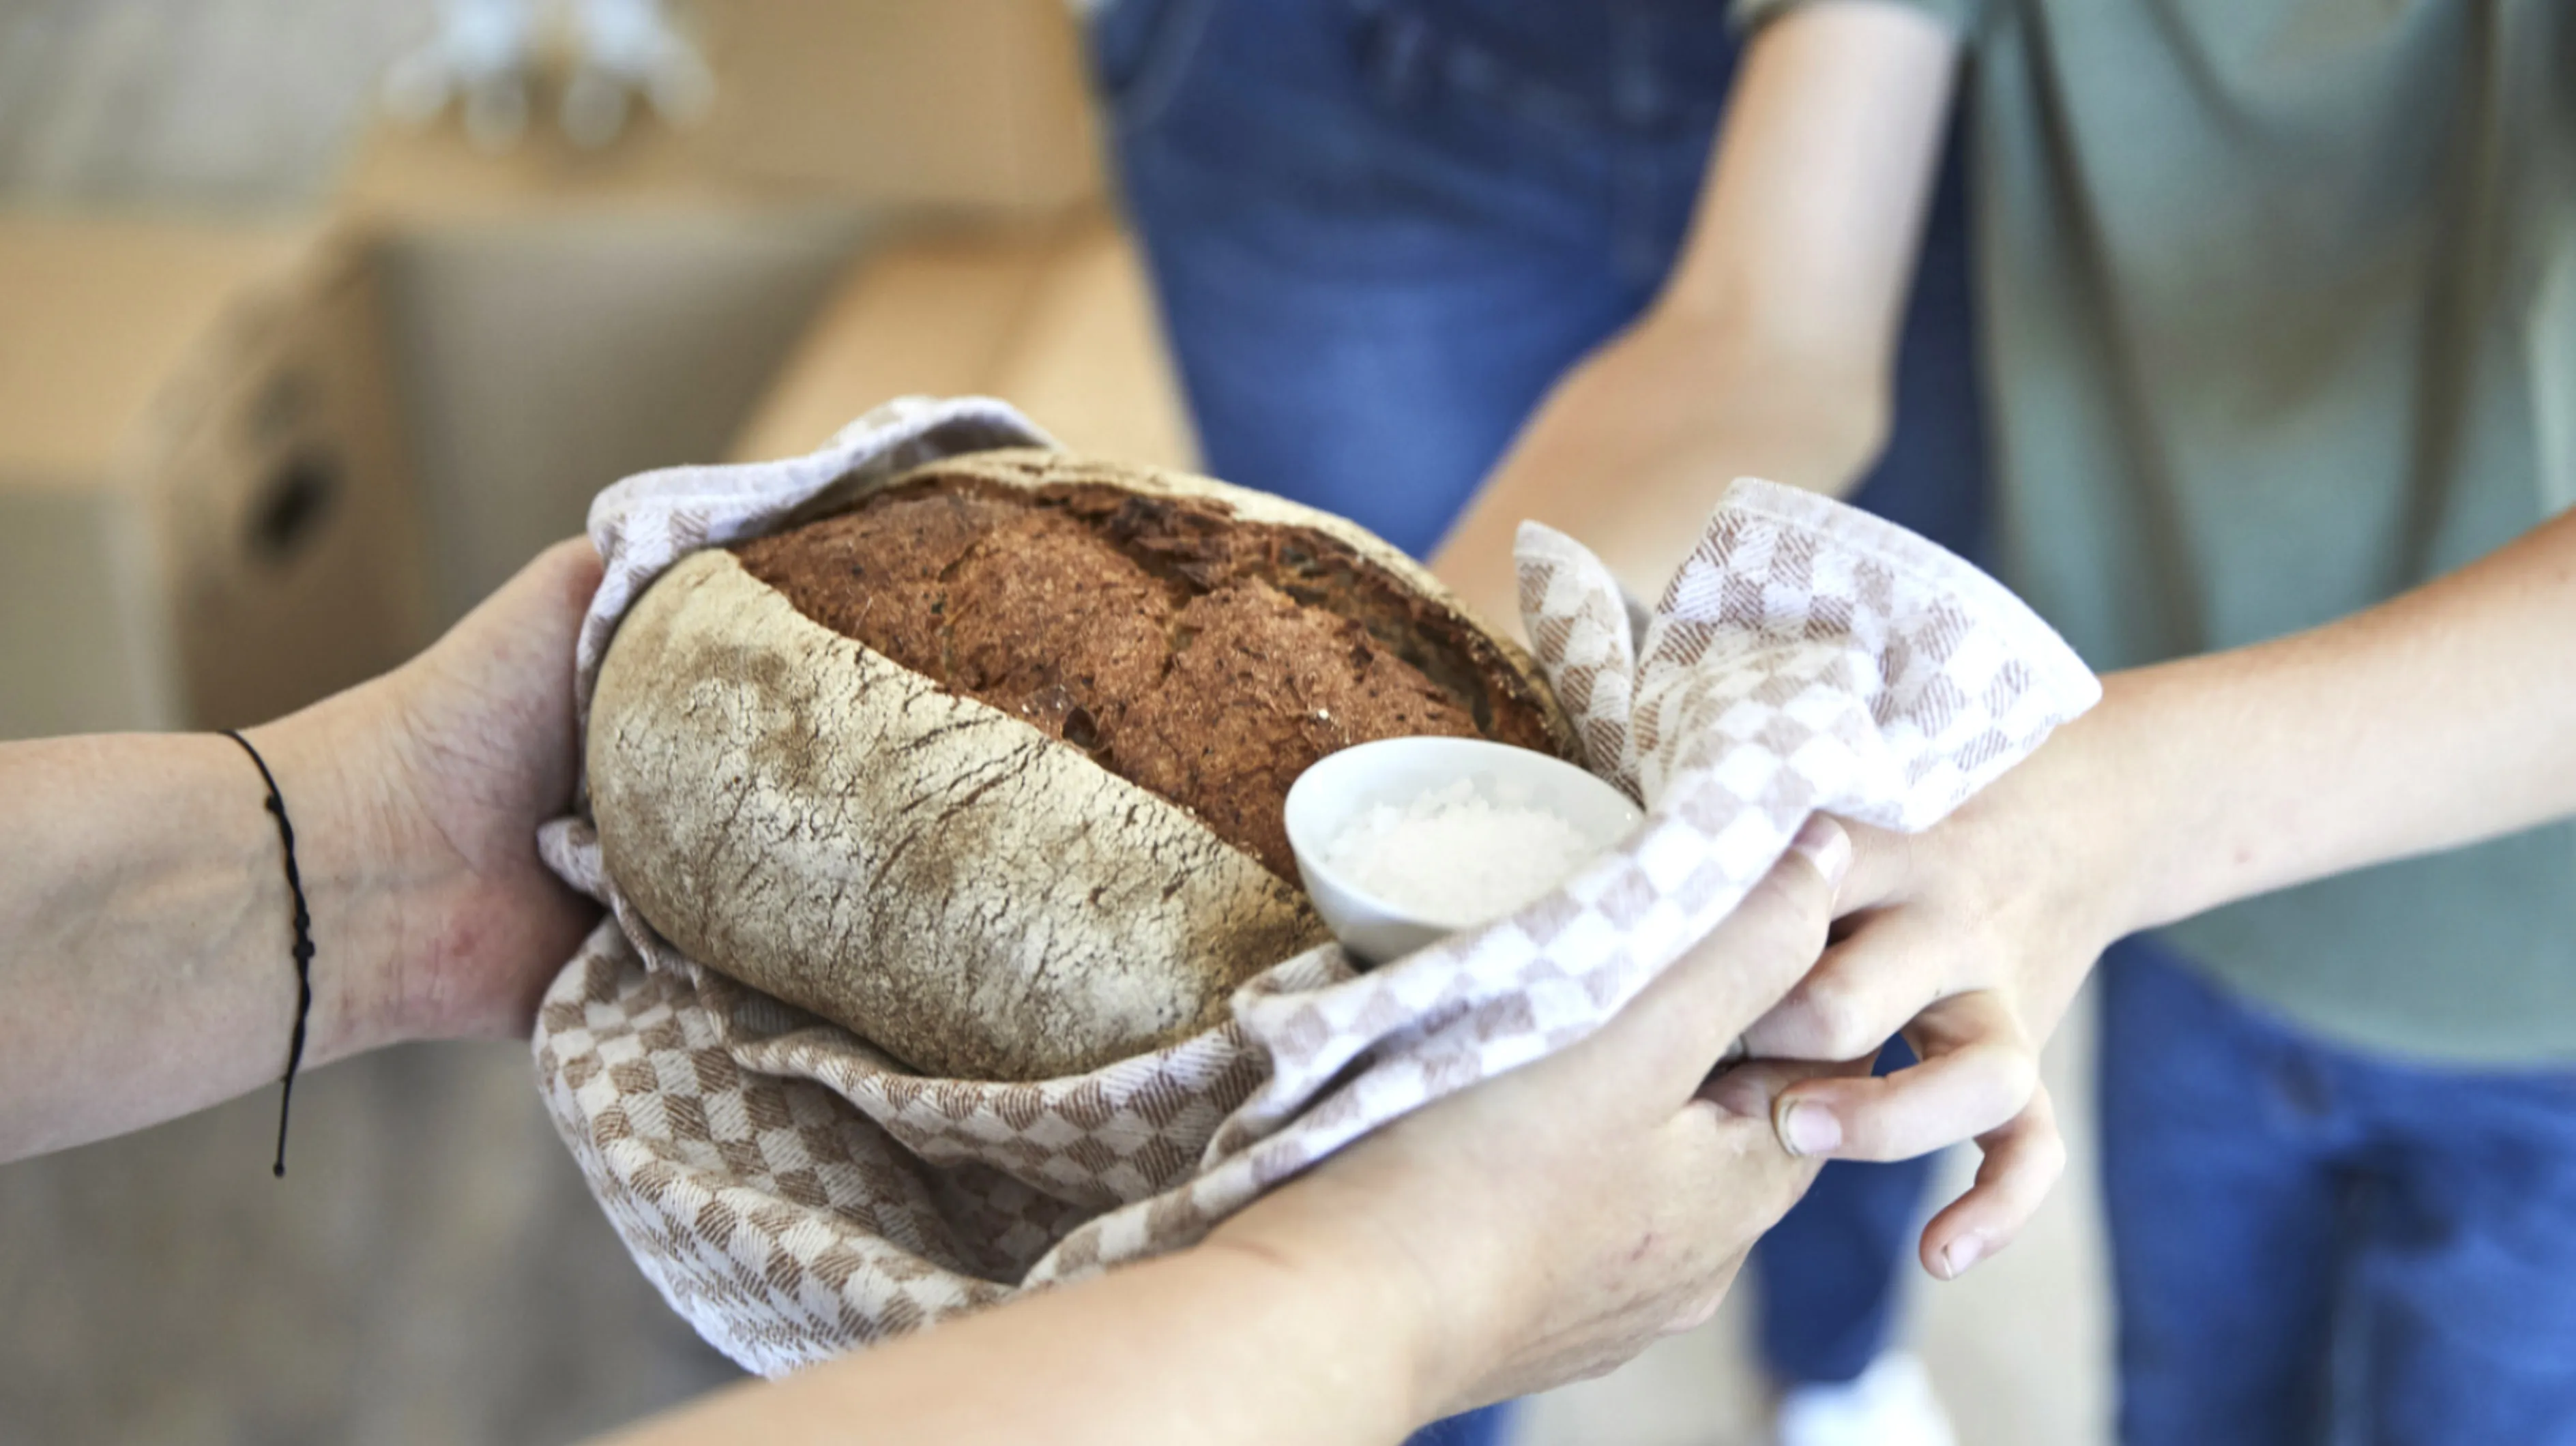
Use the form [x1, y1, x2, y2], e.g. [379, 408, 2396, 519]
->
[587, 449, 1576, 1080]
[735, 470, 1566, 878]
[588, 547, 1323, 1080]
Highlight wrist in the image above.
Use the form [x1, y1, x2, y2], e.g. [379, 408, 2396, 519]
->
[2066, 664, 2238, 939]
[1934, 676, 2175, 1029]
[1207, 1182, 1459, 1431]
[243, 685, 465, 1061]
[1627, 300, 1888, 496]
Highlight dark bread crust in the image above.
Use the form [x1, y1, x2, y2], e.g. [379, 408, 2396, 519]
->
[733, 471, 1568, 878]
[588, 449, 1575, 1079]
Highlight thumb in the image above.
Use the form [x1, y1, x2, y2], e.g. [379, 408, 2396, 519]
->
[1598, 816, 1847, 1099]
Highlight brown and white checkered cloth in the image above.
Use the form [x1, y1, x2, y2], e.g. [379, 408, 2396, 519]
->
[531, 396, 2101, 1376]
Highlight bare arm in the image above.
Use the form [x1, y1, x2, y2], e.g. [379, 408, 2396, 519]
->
[1, 530, 1853, 1442]
[1429, 1, 1961, 622]
[2062, 505, 2576, 932]
[606, 833, 1850, 1446]
[609, 1228, 1426, 1446]
[1736, 505, 2576, 1278]
[0, 542, 602, 1163]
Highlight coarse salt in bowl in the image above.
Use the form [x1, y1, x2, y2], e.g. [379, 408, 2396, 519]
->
[1283, 737, 1643, 964]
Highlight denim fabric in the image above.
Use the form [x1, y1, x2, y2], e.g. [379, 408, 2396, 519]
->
[1091, 0, 1989, 1410]
[1749, 1039, 1937, 1386]
[2101, 935, 2576, 1446]
[1403, 1400, 1517, 1446]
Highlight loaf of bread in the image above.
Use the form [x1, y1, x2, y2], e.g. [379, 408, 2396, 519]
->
[587, 449, 1574, 1079]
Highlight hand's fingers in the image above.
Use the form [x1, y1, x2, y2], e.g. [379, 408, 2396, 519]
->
[1698, 1054, 1873, 1121]
[1763, 992, 2039, 1161]
[1830, 817, 1913, 915]
[528, 534, 608, 615]
[1601, 817, 1845, 1097]
[396, 539, 604, 819]
[1918, 1084, 2068, 1280]
[1740, 906, 1965, 1062]
[406, 537, 603, 783]
[435, 536, 603, 660]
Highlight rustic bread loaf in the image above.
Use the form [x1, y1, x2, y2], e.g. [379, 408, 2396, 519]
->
[587, 449, 1575, 1080]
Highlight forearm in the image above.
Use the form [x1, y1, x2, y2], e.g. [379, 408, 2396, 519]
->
[1734, 507, 2575, 1215]
[1429, 1, 1959, 623]
[1429, 310, 1892, 623]
[1655, 0, 1958, 370]
[0, 698, 435, 1162]
[605, 1239, 1425, 1446]
[0, 541, 602, 1164]
[2090, 508, 2576, 933]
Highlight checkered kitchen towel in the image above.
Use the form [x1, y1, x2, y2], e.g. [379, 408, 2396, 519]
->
[531, 396, 2099, 1375]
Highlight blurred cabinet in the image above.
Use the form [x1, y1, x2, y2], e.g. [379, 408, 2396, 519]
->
[364, 207, 867, 622]
[697, 0, 1103, 213]
[328, 0, 1117, 622]
[731, 208, 1197, 470]
[259, 0, 1109, 630]
[338, 0, 1101, 222]
[0, 218, 431, 739]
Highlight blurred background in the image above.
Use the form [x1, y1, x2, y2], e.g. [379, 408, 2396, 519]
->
[0, 3, 2105, 1441]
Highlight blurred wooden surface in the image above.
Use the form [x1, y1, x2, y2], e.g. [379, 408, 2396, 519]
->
[729, 208, 1200, 470]
[0, 1044, 739, 1445]
[0, 8, 741, 1444]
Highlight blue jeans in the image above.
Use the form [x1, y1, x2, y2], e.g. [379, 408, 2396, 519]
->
[1089, 0, 1989, 1423]
[2101, 936, 2576, 1445]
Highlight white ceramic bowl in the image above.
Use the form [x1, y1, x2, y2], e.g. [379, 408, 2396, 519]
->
[1283, 736, 1643, 965]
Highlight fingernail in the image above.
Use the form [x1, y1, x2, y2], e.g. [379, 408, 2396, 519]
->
[1788, 816, 1851, 891]
[1775, 1099, 1842, 1157]
[1940, 1235, 1987, 1280]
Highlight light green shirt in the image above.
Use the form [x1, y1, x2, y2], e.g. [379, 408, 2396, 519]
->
[1753, 0, 2576, 1062]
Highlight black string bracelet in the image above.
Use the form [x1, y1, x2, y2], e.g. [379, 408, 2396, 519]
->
[220, 729, 314, 1179]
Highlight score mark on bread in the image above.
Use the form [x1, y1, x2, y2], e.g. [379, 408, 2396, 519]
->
[587, 450, 1572, 1080]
